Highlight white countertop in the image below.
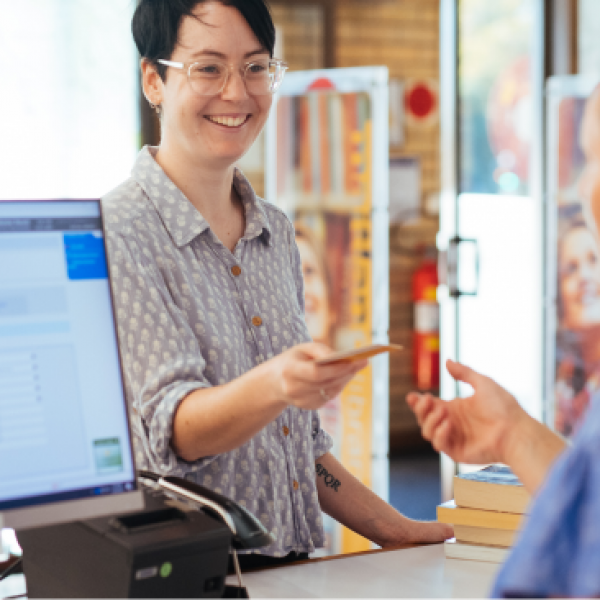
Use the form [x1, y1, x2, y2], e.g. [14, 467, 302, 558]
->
[1, 544, 500, 598]
[227, 544, 500, 598]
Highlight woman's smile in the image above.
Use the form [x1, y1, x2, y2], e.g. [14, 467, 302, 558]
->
[205, 113, 252, 128]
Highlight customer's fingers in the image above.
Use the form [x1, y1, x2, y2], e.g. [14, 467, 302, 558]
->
[430, 418, 453, 453]
[446, 359, 482, 389]
[407, 393, 435, 427]
[421, 403, 448, 441]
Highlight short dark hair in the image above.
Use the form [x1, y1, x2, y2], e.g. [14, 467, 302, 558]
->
[132, 0, 276, 80]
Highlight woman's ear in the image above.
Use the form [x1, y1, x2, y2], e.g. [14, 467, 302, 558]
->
[141, 59, 163, 107]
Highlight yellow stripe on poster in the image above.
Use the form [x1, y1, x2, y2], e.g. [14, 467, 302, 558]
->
[356, 120, 372, 214]
[340, 364, 373, 552]
[340, 213, 374, 553]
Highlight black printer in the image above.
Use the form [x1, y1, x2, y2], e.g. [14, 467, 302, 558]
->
[17, 473, 273, 598]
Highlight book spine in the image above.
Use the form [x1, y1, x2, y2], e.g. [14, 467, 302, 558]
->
[308, 93, 321, 197]
[299, 96, 312, 194]
[329, 93, 345, 197]
[342, 93, 358, 195]
[319, 93, 331, 196]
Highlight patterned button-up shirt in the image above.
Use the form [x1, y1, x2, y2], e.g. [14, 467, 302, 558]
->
[101, 146, 333, 556]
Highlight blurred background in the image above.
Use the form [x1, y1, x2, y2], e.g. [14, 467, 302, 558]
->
[2, 0, 600, 558]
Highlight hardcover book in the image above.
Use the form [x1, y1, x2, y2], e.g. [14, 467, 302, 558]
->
[454, 465, 530, 514]
[453, 524, 516, 548]
[444, 538, 509, 564]
[437, 501, 522, 531]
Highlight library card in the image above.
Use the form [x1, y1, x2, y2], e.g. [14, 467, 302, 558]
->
[315, 344, 403, 366]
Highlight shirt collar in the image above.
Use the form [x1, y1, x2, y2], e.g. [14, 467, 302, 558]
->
[232, 168, 273, 247]
[131, 146, 272, 249]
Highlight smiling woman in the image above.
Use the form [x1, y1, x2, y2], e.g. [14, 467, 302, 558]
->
[101, 0, 452, 569]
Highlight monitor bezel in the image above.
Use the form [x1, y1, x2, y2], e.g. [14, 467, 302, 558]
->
[0, 199, 143, 530]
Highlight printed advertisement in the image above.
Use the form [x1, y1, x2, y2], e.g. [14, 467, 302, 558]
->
[275, 90, 374, 554]
[550, 88, 600, 438]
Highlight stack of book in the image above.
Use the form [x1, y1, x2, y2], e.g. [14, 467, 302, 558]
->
[437, 465, 530, 563]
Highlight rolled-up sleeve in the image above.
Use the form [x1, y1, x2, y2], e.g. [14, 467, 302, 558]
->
[311, 410, 334, 459]
[106, 231, 213, 474]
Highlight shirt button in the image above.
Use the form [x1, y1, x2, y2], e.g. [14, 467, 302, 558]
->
[252, 316, 263, 327]
[231, 265, 242, 277]
[293, 480, 299, 491]
[283, 426, 290, 436]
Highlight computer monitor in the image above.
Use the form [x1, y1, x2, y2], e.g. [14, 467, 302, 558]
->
[0, 200, 143, 530]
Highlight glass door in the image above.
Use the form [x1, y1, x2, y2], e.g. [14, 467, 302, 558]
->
[438, 0, 545, 497]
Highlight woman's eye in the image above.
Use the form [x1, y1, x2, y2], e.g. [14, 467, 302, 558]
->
[249, 64, 267, 74]
[195, 64, 222, 75]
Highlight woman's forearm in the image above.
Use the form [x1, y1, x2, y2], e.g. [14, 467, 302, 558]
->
[171, 344, 366, 462]
[172, 362, 286, 461]
[316, 452, 453, 546]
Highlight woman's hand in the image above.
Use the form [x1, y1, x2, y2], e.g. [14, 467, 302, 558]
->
[406, 359, 529, 466]
[267, 343, 367, 410]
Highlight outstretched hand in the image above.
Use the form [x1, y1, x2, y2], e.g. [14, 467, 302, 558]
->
[406, 359, 529, 466]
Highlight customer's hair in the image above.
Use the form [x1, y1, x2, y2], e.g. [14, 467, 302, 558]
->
[132, 0, 275, 80]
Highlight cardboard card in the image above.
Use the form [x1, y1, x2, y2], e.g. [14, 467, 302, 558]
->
[315, 344, 403, 366]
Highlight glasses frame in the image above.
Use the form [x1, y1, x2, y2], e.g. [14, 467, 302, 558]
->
[156, 57, 289, 96]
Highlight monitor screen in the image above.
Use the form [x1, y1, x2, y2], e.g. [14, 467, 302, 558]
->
[0, 200, 142, 529]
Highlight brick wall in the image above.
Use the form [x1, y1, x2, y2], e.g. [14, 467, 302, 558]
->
[335, 0, 440, 451]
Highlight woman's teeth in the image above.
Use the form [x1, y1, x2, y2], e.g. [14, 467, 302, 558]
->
[208, 115, 247, 127]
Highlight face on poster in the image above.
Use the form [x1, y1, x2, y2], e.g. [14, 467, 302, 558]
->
[554, 90, 600, 438]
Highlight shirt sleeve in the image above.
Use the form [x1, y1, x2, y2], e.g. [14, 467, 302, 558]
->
[492, 395, 600, 598]
[311, 410, 334, 459]
[106, 230, 214, 476]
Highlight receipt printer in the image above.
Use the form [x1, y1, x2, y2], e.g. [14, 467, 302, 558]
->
[18, 489, 232, 598]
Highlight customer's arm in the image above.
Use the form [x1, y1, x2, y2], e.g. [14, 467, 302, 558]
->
[315, 452, 453, 546]
[407, 360, 566, 495]
[172, 345, 366, 461]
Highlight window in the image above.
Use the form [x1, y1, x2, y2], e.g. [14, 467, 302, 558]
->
[0, 1, 139, 199]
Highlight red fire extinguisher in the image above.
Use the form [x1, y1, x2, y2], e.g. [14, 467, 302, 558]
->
[412, 251, 440, 390]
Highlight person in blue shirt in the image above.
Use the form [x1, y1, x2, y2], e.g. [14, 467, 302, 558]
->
[408, 84, 600, 598]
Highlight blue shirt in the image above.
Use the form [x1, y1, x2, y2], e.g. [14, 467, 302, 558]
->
[102, 146, 333, 557]
[493, 392, 600, 597]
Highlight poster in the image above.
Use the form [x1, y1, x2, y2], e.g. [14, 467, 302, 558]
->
[547, 77, 600, 438]
[269, 69, 389, 555]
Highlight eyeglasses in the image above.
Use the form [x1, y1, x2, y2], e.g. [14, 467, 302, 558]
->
[157, 58, 288, 96]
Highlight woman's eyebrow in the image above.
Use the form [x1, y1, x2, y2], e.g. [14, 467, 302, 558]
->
[189, 48, 268, 60]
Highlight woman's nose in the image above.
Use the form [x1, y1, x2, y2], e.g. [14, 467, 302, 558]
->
[221, 69, 248, 101]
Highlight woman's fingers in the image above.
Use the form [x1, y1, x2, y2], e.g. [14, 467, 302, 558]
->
[278, 344, 369, 409]
[293, 355, 364, 385]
